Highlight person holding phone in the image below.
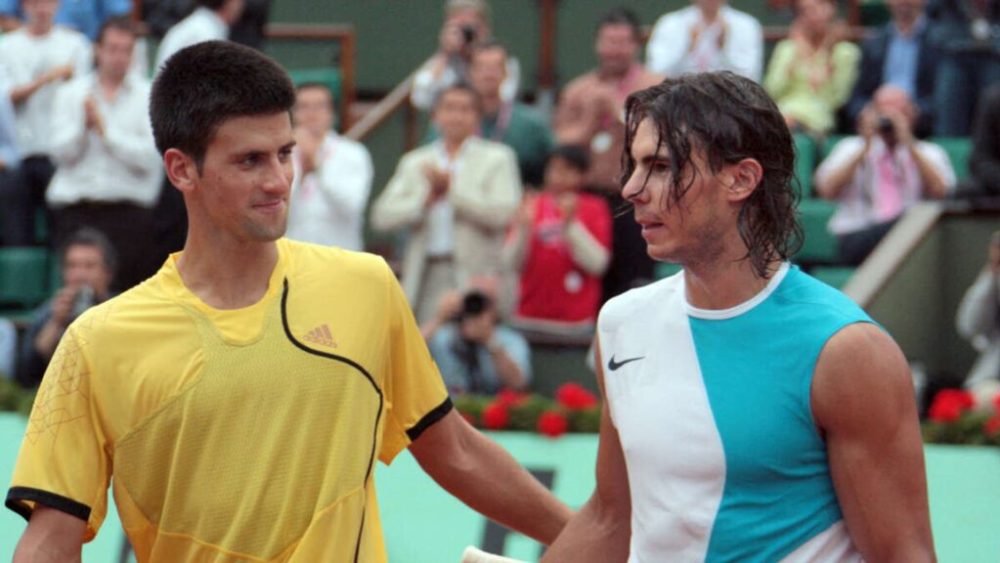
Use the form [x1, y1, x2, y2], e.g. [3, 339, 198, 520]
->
[16, 228, 116, 388]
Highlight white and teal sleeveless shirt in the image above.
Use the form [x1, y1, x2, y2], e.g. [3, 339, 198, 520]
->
[597, 263, 870, 562]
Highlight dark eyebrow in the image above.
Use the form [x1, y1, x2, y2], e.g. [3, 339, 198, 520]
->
[280, 140, 297, 152]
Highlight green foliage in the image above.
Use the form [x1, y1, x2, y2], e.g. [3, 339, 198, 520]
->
[0, 377, 34, 417]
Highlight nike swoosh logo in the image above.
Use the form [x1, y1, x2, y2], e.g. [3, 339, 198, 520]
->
[607, 355, 645, 371]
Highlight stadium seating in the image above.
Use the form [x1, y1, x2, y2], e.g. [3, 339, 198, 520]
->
[0, 247, 50, 315]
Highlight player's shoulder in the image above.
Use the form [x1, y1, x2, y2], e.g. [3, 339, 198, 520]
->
[66, 276, 173, 342]
[282, 238, 390, 283]
[776, 266, 869, 322]
[599, 274, 681, 332]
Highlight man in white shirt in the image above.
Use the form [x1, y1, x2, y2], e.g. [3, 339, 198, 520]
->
[47, 16, 163, 291]
[646, 0, 763, 82]
[287, 82, 373, 251]
[0, 0, 91, 246]
[814, 85, 954, 265]
[155, 0, 244, 72]
[372, 83, 521, 323]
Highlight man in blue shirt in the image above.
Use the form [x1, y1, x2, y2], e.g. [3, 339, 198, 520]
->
[847, 0, 939, 135]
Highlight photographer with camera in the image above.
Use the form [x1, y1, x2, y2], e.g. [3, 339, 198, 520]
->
[410, 0, 520, 111]
[424, 285, 531, 396]
[15, 228, 116, 388]
[815, 85, 954, 265]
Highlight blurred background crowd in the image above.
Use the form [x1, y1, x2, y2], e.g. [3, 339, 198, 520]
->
[0, 0, 998, 418]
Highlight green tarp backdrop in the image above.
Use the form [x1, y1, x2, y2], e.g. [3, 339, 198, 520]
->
[1, 414, 998, 561]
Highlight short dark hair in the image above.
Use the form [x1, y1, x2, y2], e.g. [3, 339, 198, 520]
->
[548, 144, 590, 173]
[596, 7, 642, 41]
[96, 15, 136, 45]
[60, 228, 117, 275]
[433, 81, 482, 114]
[150, 41, 296, 168]
[621, 72, 802, 278]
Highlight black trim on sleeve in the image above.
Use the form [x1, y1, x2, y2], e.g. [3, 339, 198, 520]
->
[6, 487, 91, 522]
[406, 397, 454, 441]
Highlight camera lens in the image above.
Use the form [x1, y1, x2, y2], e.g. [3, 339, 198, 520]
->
[877, 116, 894, 135]
[461, 25, 476, 44]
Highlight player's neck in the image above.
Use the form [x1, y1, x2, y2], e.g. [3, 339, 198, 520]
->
[682, 249, 777, 311]
[176, 231, 279, 310]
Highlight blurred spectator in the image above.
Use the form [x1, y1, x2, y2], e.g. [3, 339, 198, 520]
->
[426, 288, 531, 395]
[928, 0, 1000, 136]
[371, 84, 521, 323]
[503, 145, 611, 340]
[763, 0, 861, 135]
[0, 0, 130, 40]
[554, 8, 661, 303]
[960, 82, 1000, 196]
[815, 86, 954, 266]
[410, 0, 520, 111]
[847, 0, 939, 136]
[429, 41, 551, 187]
[16, 227, 115, 388]
[554, 8, 662, 193]
[47, 16, 162, 292]
[141, 0, 190, 38]
[646, 0, 763, 81]
[0, 0, 91, 246]
[956, 231, 1000, 406]
[287, 82, 373, 250]
[155, 0, 244, 72]
[229, 0, 271, 49]
[0, 65, 21, 247]
[0, 317, 13, 379]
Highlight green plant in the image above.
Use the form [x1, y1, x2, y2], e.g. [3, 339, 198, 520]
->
[454, 384, 601, 438]
[921, 389, 1000, 447]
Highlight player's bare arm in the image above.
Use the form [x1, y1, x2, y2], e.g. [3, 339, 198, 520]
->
[812, 322, 935, 562]
[13, 505, 86, 563]
[541, 342, 631, 562]
[408, 408, 572, 545]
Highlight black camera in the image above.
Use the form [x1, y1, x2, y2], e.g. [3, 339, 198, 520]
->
[460, 25, 477, 45]
[876, 116, 895, 136]
[461, 290, 490, 318]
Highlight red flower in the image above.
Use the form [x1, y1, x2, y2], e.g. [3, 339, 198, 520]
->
[481, 401, 510, 430]
[985, 415, 1000, 437]
[928, 389, 976, 423]
[537, 410, 569, 438]
[556, 383, 598, 410]
[496, 389, 528, 407]
[993, 393, 1000, 413]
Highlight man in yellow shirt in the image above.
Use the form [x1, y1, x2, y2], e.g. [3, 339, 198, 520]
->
[7, 41, 571, 562]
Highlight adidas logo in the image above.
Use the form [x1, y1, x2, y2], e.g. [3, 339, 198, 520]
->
[303, 324, 338, 348]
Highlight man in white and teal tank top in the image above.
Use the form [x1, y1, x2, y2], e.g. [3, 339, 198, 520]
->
[543, 72, 935, 562]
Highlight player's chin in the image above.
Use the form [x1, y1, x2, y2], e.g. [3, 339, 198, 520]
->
[245, 218, 288, 242]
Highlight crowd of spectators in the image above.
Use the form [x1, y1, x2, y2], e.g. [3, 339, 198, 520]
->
[1, 0, 999, 399]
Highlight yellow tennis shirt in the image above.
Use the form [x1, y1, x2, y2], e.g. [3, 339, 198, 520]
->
[6, 239, 451, 562]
